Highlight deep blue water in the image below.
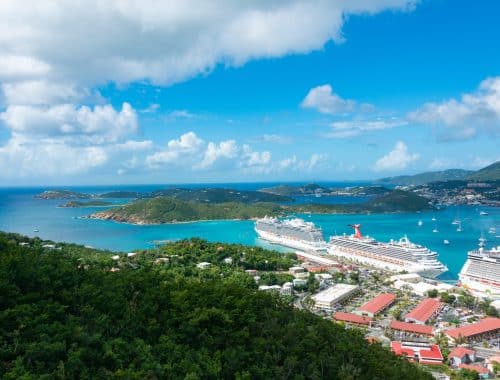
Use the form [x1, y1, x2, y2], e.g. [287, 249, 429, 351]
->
[0, 183, 498, 281]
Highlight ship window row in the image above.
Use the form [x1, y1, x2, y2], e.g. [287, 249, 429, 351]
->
[465, 260, 500, 281]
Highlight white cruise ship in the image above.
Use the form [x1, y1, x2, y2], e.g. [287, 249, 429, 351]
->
[327, 225, 448, 278]
[255, 217, 327, 251]
[459, 238, 500, 300]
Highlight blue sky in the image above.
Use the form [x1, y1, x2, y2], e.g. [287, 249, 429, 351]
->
[0, 0, 499, 185]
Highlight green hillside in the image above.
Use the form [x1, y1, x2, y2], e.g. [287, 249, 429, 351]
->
[89, 197, 285, 224]
[467, 160, 500, 181]
[260, 183, 330, 196]
[0, 232, 432, 379]
[377, 169, 472, 186]
[150, 187, 292, 203]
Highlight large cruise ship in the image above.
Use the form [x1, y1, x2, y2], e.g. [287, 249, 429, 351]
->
[459, 238, 500, 300]
[255, 217, 327, 251]
[327, 225, 448, 278]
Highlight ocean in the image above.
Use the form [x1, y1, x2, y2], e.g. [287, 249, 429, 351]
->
[0, 183, 498, 281]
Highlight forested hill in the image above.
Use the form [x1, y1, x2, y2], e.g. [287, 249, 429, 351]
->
[377, 169, 473, 186]
[466, 160, 500, 181]
[0, 232, 432, 379]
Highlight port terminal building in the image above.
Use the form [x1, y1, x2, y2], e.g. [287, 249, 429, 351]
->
[312, 284, 359, 312]
[354, 293, 396, 318]
[404, 298, 443, 325]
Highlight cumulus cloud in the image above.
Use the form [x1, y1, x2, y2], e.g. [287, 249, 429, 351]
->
[260, 134, 293, 144]
[146, 132, 205, 168]
[278, 153, 328, 172]
[326, 118, 406, 138]
[196, 140, 239, 169]
[374, 141, 419, 171]
[0, 1, 416, 88]
[408, 76, 500, 140]
[301, 84, 356, 114]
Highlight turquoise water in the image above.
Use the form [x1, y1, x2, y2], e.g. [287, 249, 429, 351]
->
[0, 185, 498, 281]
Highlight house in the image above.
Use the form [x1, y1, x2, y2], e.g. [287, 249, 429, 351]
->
[196, 262, 211, 269]
[389, 320, 434, 337]
[223, 257, 233, 264]
[281, 282, 293, 296]
[127, 252, 136, 257]
[448, 347, 475, 366]
[445, 317, 500, 344]
[334, 312, 372, 327]
[354, 293, 396, 318]
[289, 266, 305, 275]
[292, 279, 307, 288]
[458, 364, 490, 379]
[404, 298, 443, 324]
[391, 341, 443, 365]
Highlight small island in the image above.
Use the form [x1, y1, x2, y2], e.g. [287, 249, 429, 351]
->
[88, 190, 432, 224]
[35, 189, 90, 200]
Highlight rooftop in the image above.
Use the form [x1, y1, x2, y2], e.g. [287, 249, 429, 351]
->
[358, 293, 396, 315]
[446, 317, 500, 339]
[458, 364, 489, 374]
[404, 298, 443, 323]
[334, 312, 372, 326]
[390, 320, 433, 335]
[448, 347, 475, 358]
[312, 284, 358, 303]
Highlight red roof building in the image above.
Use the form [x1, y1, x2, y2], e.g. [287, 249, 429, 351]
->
[391, 341, 443, 365]
[449, 347, 476, 366]
[445, 317, 500, 342]
[458, 364, 489, 375]
[390, 320, 434, 336]
[404, 298, 443, 324]
[355, 293, 396, 317]
[334, 312, 372, 326]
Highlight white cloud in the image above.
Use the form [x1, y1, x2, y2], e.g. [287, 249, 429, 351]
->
[1, 80, 89, 106]
[260, 134, 293, 144]
[146, 131, 204, 168]
[408, 76, 500, 140]
[0, 1, 415, 88]
[196, 140, 239, 169]
[326, 119, 406, 138]
[1, 102, 138, 144]
[277, 153, 328, 172]
[301, 84, 356, 114]
[428, 157, 455, 170]
[374, 141, 419, 171]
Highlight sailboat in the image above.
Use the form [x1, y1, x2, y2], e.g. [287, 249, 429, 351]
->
[479, 211, 488, 216]
[432, 225, 439, 233]
[431, 217, 436, 221]
[443, 239, 450, 245]
[456, 221, 462, 232]
[417, 220, 423, 227]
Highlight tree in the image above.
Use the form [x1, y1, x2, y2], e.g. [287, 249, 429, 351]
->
[427, 289, 438, 298]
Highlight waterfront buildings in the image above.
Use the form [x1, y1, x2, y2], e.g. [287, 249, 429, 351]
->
[312, 284, 359, 312]
[404, 298, 444, 324]
[354, 293, 396, 318]
[445, 317, 500, 344]
[390, 341, 444, 365]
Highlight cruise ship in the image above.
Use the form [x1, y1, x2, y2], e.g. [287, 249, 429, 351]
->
[254, 217, 327, 251]
[327, 225, 448, 278]
[459, 238, 500, 300]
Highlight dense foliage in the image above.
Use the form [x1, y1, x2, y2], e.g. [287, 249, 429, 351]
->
[0, 232, 432, 379]
[60, 200, 114, 208]
[149, 188, 292, 203]
[466, 160, 500, 181]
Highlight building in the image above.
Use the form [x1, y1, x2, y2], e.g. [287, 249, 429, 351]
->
[334, 312, 372, 327]
[292, 278, 307, 288]
[445, 317, 500, 344]
[390, 321, 434, 337]
[457, 364, 490, 379]
[281, 282, 293, 296]
[404, 298, 443, 324]
[312, 284, 359, 312]
[223, 257, 233, 264]
[196, 262, 211, 269]
[289, 266, 305, 275]
[354, 293, 396, 317]
[391, 341, 444, 365]
[448, 347, 475, 366]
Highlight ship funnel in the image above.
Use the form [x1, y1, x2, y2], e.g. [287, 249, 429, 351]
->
[349, 224, 363, 238]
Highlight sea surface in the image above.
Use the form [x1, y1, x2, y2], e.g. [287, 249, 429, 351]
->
[0, 183, 498, 281]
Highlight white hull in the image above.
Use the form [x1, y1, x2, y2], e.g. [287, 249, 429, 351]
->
[256, 229, 327, 252]
[326, 246, 445, 278]
[459, 275, 500, 300]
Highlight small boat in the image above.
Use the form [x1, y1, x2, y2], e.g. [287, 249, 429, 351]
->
[443, 239, 450, 245]
[33, 228, 39, 232]
[417, 220, 423, 227]
[479, 211, 488, 216]
[452, 219, 460, 225]
[489, 227, 497, 235]
[456, 221, 462, 232]
[432, 217, 436, 221]
[433, 227, 439, 233]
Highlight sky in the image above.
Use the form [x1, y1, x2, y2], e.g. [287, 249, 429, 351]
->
[0, 0, 499, 186]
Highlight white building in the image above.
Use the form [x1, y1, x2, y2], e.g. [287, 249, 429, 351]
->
[282, 282, 293, 296]
[196, 262, 211, 269]
[312, 284, 359, 312]
[293, 279, 307, 288]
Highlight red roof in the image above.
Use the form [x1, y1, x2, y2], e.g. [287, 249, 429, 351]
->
[458, 364, 489, 374]
[404, 298, 443, 323]
[418, 345, 443, 361]
[391, 342, 415, 359]
[448, 347, 475, 359]
[446, 317, 500, 339]
[334, 312, 372, 326]
[358, 293, 396, 315]
[390, 320, 433, 335]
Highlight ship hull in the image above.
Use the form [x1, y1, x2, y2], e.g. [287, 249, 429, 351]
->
[326, 246, 445, 278]
[256, 229, 327, 252]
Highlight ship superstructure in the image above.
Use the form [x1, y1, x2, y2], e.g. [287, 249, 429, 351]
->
[255, 216, 327, 251]
[327, 225, 448, 278]
[459, 238, 500, 300]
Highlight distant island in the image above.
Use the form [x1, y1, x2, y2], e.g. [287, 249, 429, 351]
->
[88, 190, 432, 224]
[35, 189, 90, 200]
[260, 183, 331, 196]
[59, 200, 114, 208]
